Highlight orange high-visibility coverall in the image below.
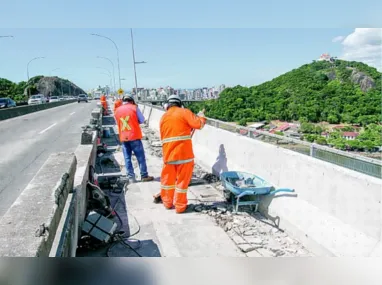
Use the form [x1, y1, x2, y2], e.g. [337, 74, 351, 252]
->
[159, 106, 207, 213]
[114, 99, 122, 112]
[100, 94, 108, 112]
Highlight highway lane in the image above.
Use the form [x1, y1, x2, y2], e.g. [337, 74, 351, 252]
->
[0, 101, 98, 217]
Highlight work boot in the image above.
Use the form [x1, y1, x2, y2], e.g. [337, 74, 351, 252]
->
[176, 204, 195, 214]
[141, 175, 154, 182]
[153, 193, 162, 204]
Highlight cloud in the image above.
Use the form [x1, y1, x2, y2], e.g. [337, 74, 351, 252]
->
[336, 28, 382, 70]
[332, 36, 344, 43]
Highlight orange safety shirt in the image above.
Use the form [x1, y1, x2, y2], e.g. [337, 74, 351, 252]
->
[114, 103, 143, 142]
[114, 99, 122, 111]
[100, 95, 106, 102]
[159, 106, 206, 164]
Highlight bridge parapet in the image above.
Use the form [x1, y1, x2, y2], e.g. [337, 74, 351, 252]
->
[139, 103, 382, 257]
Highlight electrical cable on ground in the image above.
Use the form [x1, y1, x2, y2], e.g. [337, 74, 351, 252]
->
[105, 194, 143, 257]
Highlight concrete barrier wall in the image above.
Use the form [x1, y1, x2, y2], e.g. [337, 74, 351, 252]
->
[0, 106, 101, 257]
[50, 108, 101, 257]
[139, 104, 382, 257]
[0, 153, 77, 257]
[0, 100, 77, 121]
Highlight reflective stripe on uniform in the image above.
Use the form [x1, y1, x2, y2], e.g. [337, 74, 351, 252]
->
[176, 187, 188, 194]
[161, 135, 191, 144]
[161, 184, 175, 190]
[167, 158, 194, 165]
[120, 116, 132, 131]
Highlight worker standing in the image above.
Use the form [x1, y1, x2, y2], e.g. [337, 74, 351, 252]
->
[114, 95, 154, 183]
[113, 98, 122, 113]
[100, 94, 108, 115]
[159, 95, 207, 213]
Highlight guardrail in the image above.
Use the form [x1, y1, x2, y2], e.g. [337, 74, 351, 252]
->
[0, 100, 77, 121]
[140, 103, 381, 179]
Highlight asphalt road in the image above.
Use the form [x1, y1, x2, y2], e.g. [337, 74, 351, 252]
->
[0, 101, 98, 217]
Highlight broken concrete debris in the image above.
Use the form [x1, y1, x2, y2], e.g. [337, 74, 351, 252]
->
[139, 124, 313, 257]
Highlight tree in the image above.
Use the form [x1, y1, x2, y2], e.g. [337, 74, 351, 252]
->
[315, 137, 327, 145]
[188, 59, 381, 126]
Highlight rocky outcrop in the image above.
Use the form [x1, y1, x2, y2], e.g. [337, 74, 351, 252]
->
[349, 69, 376, 92]
[25, 76, 87, 97]
[326, 71, 337, 80]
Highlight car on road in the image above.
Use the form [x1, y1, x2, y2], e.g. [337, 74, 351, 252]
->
[28, 94, 46, 105]
[78, 94, 88, 103]
[0, 98, 17, 109]
[49, 96, 60, 103]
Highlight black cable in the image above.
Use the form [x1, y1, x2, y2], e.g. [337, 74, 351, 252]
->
[105, 193, 143, 257]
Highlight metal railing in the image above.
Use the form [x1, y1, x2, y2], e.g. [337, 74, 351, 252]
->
[139, 103, 382, 179]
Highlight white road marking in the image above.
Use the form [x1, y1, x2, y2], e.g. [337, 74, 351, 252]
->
[38, 123, 57, 134]
[69, 112, 75, 116]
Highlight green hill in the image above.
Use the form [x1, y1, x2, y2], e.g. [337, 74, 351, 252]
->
[189, 60, 382, 126]
[0, 76, 86, 102]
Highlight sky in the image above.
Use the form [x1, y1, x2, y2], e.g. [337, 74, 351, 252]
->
[0, 1, 381, 92]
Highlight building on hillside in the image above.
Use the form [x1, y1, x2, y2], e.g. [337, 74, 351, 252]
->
[321, 132, 330, 139]
[342, 132, 359, 140]
[318, 53, 336, 62]
[248, 122, 265, 129]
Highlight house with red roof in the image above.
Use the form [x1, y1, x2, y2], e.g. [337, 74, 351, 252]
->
[342, 132, 359, 140]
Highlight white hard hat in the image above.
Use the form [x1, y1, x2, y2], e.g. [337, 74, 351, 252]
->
[167, 94, 182, 105]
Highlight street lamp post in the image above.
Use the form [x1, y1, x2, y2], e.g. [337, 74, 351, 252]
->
[130, 29, 147, 101]
[91, 33, 121, 89]
[27, 56, 45, 98]
[96, 67, 113, 94]
[97, 56, 117, 96]
[100, 72, 112, 96]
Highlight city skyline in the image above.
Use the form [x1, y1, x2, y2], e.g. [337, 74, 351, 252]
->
[1, 28, 381, 92]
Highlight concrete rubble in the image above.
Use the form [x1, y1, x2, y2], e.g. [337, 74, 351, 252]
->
[138, 124, 313, 257]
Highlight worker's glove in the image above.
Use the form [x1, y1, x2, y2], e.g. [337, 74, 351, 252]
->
[197, 109, 206, 118]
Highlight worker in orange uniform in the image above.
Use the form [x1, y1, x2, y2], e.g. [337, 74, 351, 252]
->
[100, 94, 108, 115]
[113, 98, 122, 113]
[159, 95, 207, 213]
[114, 95, 154, 183]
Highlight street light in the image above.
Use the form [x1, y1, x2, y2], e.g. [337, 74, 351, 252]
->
[0, 35, 13, 38]
[130, 29, 147, 101]
[91, 33, 121, 89]
[96, 67, 113, 95]
[27, 56, 45, 98]
[96, 56, 117, 95]
[100, 72, 112, 96]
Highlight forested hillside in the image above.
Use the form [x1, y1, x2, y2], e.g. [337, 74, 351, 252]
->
[189, 60, 381, 126]
[0, 76, 86, 102]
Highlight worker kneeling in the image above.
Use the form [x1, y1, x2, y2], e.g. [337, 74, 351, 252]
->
[159, 95, 207, 213]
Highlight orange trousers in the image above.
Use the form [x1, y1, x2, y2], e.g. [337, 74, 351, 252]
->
[160, 160, 194, 213]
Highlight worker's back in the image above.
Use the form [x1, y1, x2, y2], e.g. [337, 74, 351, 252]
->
[160, 106, 204, 163]
[115, 103, 142, 142]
